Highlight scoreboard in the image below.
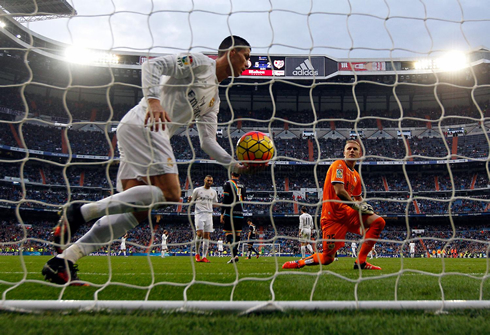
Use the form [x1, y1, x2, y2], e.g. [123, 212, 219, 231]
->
[241, 55, 285, 77]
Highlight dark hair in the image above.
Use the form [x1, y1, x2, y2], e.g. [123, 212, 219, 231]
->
[247, 218, 252, 222]
[218, 35, 251, 58]
[301, 206, 307, 213]
[231, 172, 240, 178]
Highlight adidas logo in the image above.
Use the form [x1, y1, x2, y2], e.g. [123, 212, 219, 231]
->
[292, 59, 318, 76]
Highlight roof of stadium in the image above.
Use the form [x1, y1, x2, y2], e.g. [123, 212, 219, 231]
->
[0, 0, 76, 23]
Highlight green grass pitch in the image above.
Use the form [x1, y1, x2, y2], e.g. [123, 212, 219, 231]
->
[1, 255, 489, 301]
[1, 255, 490, 334]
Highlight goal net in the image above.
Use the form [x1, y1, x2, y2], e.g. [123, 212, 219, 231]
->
[240, 242, 281, 257]
[1, 1, 490, 313]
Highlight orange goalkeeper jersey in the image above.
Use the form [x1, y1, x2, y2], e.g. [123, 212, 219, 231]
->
[321, 159, 362, 224]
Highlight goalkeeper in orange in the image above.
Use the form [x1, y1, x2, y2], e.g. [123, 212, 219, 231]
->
[283, 140, 385, 270]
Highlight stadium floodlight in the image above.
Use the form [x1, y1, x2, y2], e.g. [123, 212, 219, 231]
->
[414, 51, 468, 72]
[64, 46, 120, 65]
[436, 51, 468, 71]
[0, 21, 6, 28]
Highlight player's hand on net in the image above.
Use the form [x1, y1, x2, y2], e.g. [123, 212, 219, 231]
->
[145, 99, 171, 132]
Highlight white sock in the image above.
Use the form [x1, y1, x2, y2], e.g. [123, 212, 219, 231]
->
[301, 246, 306, 258]
[202, 239, 209, 258]
[195, 236, 202, 256]
[307, 244, 314, 254]
[59, 213, 139, 263]
[80, 185, 164, 222]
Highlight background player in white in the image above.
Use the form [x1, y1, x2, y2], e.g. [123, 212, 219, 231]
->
[368, 244, 378, 259]
[118, 233, 128, 257]
[298, 206, 314, 259]
[190, 175, 219, 263]
[409, 241, 416, 258]
[42, 36, 252, 284]
[351, 242, 358, 258]
[217, 238, 224, 257]
[161, 230, 169, 258]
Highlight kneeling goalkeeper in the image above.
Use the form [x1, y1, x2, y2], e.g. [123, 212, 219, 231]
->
[283, 140, 385, 270]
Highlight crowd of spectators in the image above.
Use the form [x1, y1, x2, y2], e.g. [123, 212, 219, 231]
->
[1, 218, 488, 258]
[1, 97, 489, 162]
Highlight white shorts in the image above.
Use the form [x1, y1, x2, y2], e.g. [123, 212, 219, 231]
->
[161, 243, 168, 251]
[195, 213, 214, 233]
[120, 243, 126, 250]
[116, 105, 178, 192]
[300, 228, 311, 242]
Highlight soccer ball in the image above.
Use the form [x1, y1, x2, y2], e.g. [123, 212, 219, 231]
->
[236, 131, 275, 166]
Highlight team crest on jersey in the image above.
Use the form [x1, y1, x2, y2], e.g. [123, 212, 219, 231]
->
[209, 98, 215, 107]
[328, 243, 335, 250]
[336, 168, 343, 179]
[167, 157, 174, 167]
[182, 56, 193, 65]
[177, 55, 193, 67]
[354, 176, 357, 183]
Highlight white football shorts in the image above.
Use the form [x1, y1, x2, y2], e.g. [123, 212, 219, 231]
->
[116, 105, 178, 192]
[195, 213, 214, 233]
[300, 228, 311, 242]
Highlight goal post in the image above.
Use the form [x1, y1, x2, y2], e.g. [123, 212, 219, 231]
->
[0, 1, 490, 314]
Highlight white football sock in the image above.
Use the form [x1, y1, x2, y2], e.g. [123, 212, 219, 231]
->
[195, 236, 202, 256]
[202, 239, 209, 258]
[307, 244, 314, 254]
[80, 185, 164, 222]
[301, 246, 306, 259]
[59, 213, 139, 263]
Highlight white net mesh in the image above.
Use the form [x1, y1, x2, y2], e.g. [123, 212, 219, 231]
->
[0, 0, 489, 312]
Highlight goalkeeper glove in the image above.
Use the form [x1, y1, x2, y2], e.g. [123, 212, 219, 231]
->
[350, 202, 374, 215]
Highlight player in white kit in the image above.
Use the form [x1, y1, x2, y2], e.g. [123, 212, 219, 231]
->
[368, 244, 378, 259]
[42, 36, 252, 284]
[298, 206, 314, 259]
[409, 242, 416, 258]
[217, 238, 224, 257]
[118, 233, 128, 257]
[161, 230, 169, 258]
[190, 175, 219, 263]
[351, 242, 358, 258]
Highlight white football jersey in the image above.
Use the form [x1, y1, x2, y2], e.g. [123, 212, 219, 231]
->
[352, 242, 357, 249]
[121, 236, 126, 249]
[299, 213, 314, 231]
[141, 53, 219, 137]
[218, 240, 224, 251]
[409, 242, 415, 252]
[162, 233, 168, 245]
[191, 186, 218, 214]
